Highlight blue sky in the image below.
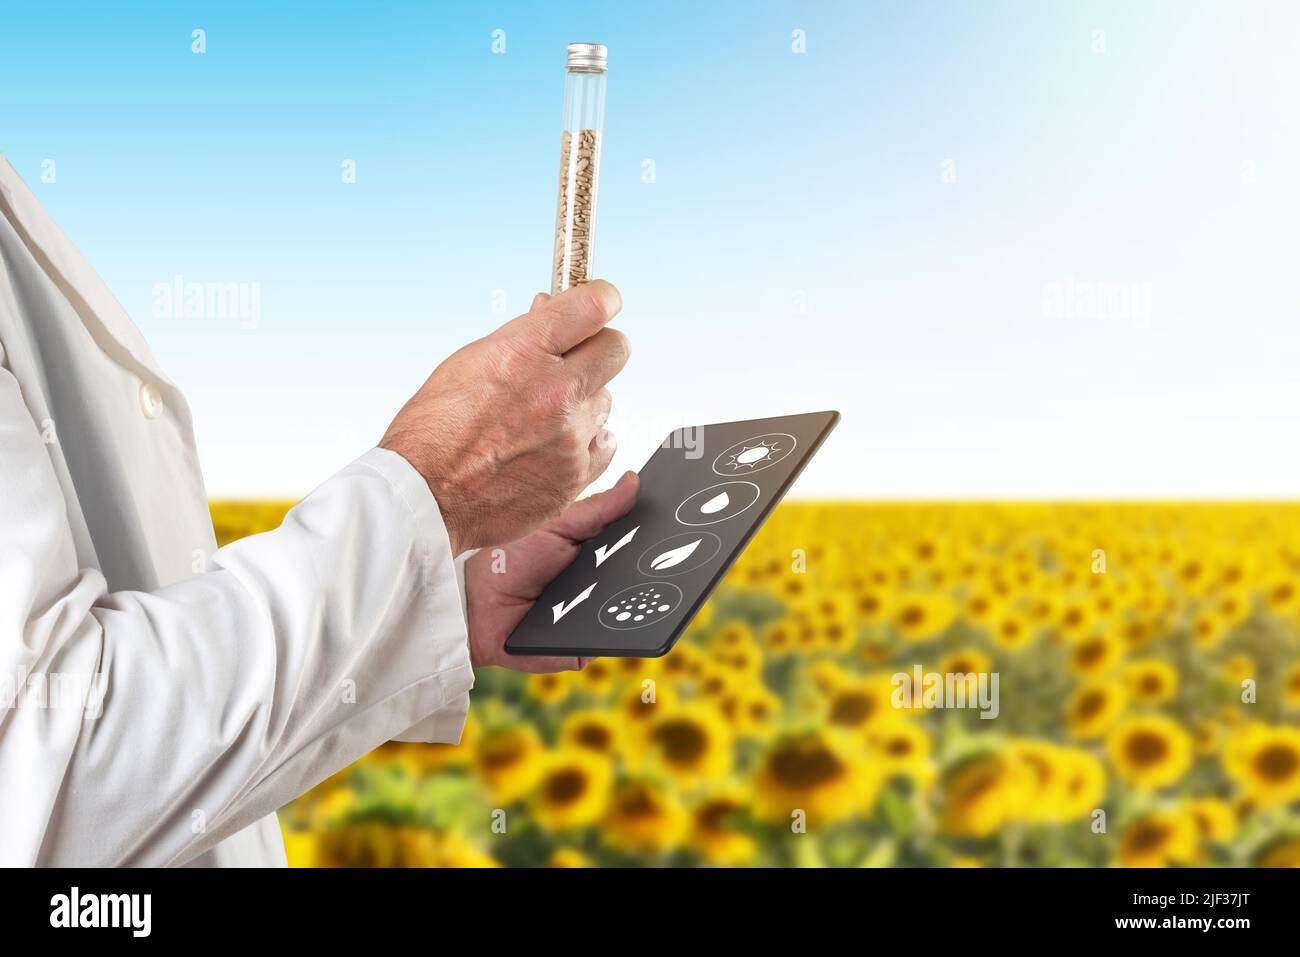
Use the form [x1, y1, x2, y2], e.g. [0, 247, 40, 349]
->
[2, 1, 1298, 497]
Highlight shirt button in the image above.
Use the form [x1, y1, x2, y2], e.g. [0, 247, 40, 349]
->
[139, 381, 164, 420]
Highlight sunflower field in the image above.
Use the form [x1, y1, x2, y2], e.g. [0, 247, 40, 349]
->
[211, 501, 1300, 868]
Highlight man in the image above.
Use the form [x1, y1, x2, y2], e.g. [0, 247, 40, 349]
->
[0, 155, 634, 866]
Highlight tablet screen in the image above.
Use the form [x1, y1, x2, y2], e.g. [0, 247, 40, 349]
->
[505, 410, 839, 658]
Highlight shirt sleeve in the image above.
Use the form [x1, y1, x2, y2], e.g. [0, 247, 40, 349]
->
[0, 364, 474, 866]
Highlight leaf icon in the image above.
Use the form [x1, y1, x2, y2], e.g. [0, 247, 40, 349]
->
[650, 538, 703, 571]
[700, 491, 730, 514]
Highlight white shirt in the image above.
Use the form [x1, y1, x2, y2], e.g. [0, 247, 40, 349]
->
[0, 155, 475, 866]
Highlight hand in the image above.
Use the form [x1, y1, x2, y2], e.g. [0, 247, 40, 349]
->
[380, 281, 629, 555]
[464, 470, 639, 672]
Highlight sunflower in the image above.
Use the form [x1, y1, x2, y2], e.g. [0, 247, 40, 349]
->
[712, 620, 755, 650]
[1222, 723, 1300, 808]
[1009, 740, 1072, 823]
[1057, 597, 1098, 642]
[867, 721, 933, 784]
[1066, 681, 1127, 740]
[1055, 747, 1108, 821]
[619, 678, 672, 727]
[710, 631, 764, 677]
[688, 788, 758, 866]
[891, 592, 957, 643]
[857, 636, 895, 666]
[433, 831, 502, 868]
[1121, 658, 1179, 705]
[473, 724, 545, 804]
[548, 847, 591, 868]
[753, 730, 877, 827]
[1282, 662, 1300, 710]
[1067, 632, 1123, 677]
[1193, 718, 1224, 756]
[1264, 577, 1300, 616]
[940, 752, 1033, 838]
[696, 663, 737, 702]
[1114, 809, 1199, 868]
[818, 613, 856, 651]
[961, 585, 997, 627]
[645, 703, 733, 785]
[281, 829, 317, 868]
[854, 586, 890, 625]
[807, 659, 853, 695]
[560, 709, 622, 758]
[1222, 654, 1255, 687]
[825, 671, 903, 735]
[1106, 714, 1194, 791]
[611, 654, 652, 683]
[316, 824, 499, 868]
[525, 671, 572, 707]
[315, 822, 429, 868]
[577, 658, 616, 696]
[383, 715, 478, 775]
[603, 779, 689, 854]
[1185, 796, 1237, 844]
[1255, 836, 1300, 868]
[530, 750, 612, 831]
[760, 616, 798, 656]
[990, 609, 1035, 652]
[938, 648, 993, 680]
[659, 642, 704, 681]
[733, 685, 781, 738]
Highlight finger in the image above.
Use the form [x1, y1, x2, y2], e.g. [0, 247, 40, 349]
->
[506, 654, 586, 674]
[513, 280, 622, 355]
[530, 292, 550, 312]
[579, 387, 613, 435]
[547, 469, 638, 542]
[563, 326, 630, 396]
[586, 428, 617, 485]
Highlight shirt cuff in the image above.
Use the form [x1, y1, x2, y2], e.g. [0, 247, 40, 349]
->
[355, 447, 476, 743]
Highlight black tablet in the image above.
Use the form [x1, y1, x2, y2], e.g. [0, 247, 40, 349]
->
[504, 410, 839, 658]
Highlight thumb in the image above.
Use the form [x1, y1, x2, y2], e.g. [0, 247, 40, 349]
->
[548, 471, 639, 543]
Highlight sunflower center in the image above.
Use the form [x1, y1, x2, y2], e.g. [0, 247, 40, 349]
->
[1125, 730, 1170, 766]
[1137, 674, 1163, 695]
[1128, 821, 1172, 853]
[899, 605, 926, 628]
[652, 720, 708, 765]
[884, 737, 913, 757]
[617, 787, 662, 819]
[479, 738, 526, 770]
[1075, 640, 1106, 667]
[769, 743, 846, 788]
[544, 768, 589, 805]
[698, 800, 740, 832]
[1074, 691, 1106, 721]
[575, 725, 612, 750]
[1254, 744, 1299, 781]
[830, 692, 875, 726]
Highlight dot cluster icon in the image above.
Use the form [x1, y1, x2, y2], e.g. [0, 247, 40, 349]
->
[599, 583, 683, 630]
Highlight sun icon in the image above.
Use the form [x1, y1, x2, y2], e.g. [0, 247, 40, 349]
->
[712, 433, 797, 476]
[723, 440, 781, 471]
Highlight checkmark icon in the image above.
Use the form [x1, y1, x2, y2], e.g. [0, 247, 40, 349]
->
[552, 582, 597, 623]
[594, 525, 639, 567]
